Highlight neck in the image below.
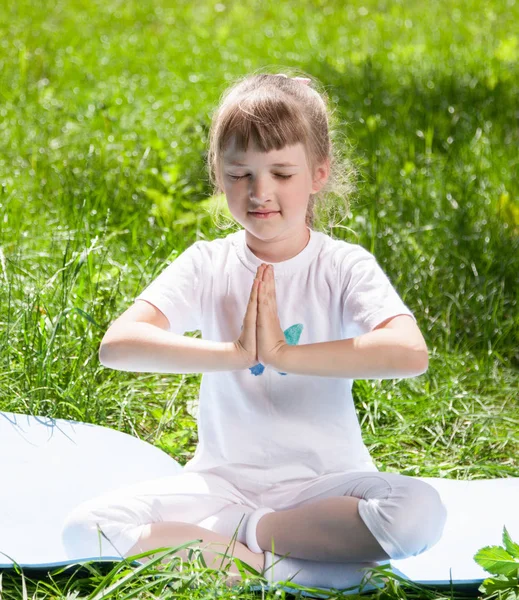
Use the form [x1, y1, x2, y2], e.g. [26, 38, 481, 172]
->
[245, 226, 311, 263]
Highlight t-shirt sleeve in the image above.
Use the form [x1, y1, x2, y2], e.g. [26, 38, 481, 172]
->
[134, 243, 202, 335]
[340, 245, 416, 338]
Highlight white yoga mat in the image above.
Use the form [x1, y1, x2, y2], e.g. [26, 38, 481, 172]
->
[1, 411, 517, 593]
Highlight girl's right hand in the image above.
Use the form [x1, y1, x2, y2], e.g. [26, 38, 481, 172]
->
[234, 264, 264, 369]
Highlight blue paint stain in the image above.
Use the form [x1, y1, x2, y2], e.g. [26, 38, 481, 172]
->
[250, 363, 265, 376]
[249, 323, 303, 377]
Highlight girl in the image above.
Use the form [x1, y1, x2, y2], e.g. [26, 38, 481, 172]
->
[62, 72, 447, 592]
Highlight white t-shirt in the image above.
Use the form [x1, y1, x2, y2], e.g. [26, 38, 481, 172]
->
[135, 226, 416, 489]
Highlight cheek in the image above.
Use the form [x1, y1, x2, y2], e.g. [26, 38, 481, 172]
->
[225, 185, 241, 201]
[224, 190, 243, 215]
[222, 182, 237, 201]
[283, 182, 308, 205]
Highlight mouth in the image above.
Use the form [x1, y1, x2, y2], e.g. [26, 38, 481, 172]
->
[249, 211, 280, 219]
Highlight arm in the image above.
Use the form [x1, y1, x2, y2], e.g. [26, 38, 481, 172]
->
[273, 315, 429, 379]
[99, 324, 245, 374]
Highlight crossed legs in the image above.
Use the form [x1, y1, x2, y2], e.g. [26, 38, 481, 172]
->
[91, 472, 446, 589]
[123, 494, 388, 586]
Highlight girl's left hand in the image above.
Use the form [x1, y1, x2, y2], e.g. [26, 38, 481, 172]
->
[257, 264, 288, 368]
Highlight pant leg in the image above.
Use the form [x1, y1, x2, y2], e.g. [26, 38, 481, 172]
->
[354, 473, 447, 560]
[197, 502, 258, 545]
[267, 471, 448, 561]
[61, 471, 257, 559]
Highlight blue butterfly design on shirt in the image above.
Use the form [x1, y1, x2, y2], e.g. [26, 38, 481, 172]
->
[248, 323, 303, 376]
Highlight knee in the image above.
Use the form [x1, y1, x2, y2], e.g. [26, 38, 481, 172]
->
[388, 479, 448, 559]
[61, 496, 140, 559]
[61, 501, 105, 558]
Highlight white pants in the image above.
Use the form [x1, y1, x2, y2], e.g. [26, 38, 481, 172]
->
[62, 469, 447, 562]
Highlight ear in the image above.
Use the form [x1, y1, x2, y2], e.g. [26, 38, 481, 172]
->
[311, 157, 330, 194]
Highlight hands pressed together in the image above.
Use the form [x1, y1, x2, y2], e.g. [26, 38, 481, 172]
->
[235, 264, 288, 370]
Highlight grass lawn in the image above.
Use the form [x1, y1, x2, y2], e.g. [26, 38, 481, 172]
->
[0, 0, 518, 598]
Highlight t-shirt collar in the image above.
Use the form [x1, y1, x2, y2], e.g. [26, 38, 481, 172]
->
[232, 226, 320, 276]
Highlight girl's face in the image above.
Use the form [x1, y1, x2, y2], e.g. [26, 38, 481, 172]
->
[221, 139, 328, 246]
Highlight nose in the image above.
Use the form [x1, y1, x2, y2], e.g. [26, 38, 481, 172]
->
[248, 174, 274, 205]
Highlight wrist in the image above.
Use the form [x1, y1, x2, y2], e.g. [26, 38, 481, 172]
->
[272, 343, 290, 372]
[230, 341, 255, 371]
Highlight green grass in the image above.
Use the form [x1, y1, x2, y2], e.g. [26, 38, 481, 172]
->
[1, 0, 518, 597]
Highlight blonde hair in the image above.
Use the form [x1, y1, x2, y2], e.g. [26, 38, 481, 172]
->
[206, 68, 358, 235]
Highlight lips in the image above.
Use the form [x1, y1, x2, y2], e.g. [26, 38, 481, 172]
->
[249, 210, 281, 220]
[249, 211, 279, 214]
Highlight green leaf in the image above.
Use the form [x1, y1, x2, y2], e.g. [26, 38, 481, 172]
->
[479, 575, 519, 600]
[474, 546, 519, 576]
[504, 527, 519, 558]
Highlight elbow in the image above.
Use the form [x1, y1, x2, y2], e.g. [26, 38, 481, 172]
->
[99, 333, 121, 368]
[395, 342, 428, 377]
[99, 342, 112, 367]
[99, 341, 123, 370]
[409, 344, 429, 375]
[98, 324, 127, 367]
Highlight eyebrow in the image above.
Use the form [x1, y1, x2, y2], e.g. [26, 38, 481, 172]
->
[225, 160, 298, 167]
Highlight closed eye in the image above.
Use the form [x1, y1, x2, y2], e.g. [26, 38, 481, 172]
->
[228, 174, 293, 180]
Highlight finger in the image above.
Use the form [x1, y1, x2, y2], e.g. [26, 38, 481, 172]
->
[254, 269, 263, 298]
[257, 270, 267, 311]
[261, 266, 269, 294]
[267, 267, 277, 312]
[260, 263, 268, 282]
[247, 270, 261, 317]
[257, 265, 267, 292]
[246, 281, 257, 320]
[254, 266, 264, 290]
[262, 266, 271, 296]
[252, 278, 260, 314]
[267, 265, 274, 292]
[249, 271, 259, 300]
[269, 266, 276, 299]
[257, 265, 266, 290]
